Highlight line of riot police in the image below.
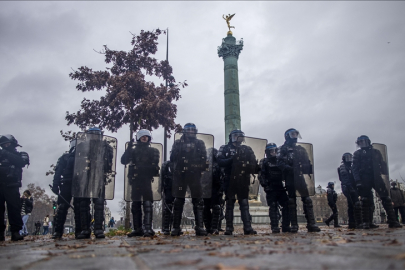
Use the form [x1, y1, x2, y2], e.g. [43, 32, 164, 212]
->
[3, 125, 401, 242]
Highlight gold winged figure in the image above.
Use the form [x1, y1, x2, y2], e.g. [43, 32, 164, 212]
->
[223, 13, 235, 35]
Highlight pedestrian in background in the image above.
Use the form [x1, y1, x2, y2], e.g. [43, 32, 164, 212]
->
[34, 221, 41, 235]
[19, 190, 33, 236]
[390, 182, 405, 224]
[42, 215, 49, 235]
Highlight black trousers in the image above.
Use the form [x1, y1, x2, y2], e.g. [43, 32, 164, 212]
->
[394, 206, 405, 224]
[0, 185, 23, 232]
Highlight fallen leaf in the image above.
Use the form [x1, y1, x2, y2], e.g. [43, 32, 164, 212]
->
[167, 258, 202, 266]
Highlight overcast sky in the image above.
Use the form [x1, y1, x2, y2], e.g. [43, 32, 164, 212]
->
[1, 1, 405, 219]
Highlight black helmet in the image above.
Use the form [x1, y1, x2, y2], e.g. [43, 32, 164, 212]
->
[391, 182, 397, 187]
[0, 134, 21, 147]
[284, 128, 301, 143]
[183, 123, 197, 139]
[229, 129, 245, 145]
[356, 135, 371, 148]
[327, 182, 334, 188]
[265, 143, 277, 157]
[342, 152, 353, 163]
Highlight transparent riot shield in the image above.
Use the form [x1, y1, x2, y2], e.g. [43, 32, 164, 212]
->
[171, 133, 213, 198]
[293, 142, 315, 197]
[123, 142, 162, 202]
[372, 143, 390, 198]
[72, 132, 117, 200]
[242, 137, 267, 200]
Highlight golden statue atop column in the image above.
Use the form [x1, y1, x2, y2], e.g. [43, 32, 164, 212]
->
[223, 13, 235, 35]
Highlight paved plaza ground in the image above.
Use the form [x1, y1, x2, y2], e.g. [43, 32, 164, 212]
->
[1, 224, 404, 270]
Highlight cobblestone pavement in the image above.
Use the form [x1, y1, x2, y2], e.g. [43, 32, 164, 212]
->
[1, 224, 404, 270]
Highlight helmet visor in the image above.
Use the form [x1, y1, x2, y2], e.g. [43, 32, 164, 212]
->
[287, 130, 302, 140]
[183, 126, 197, 139]
[356, 139, 370, 148]
[231, 132, 245, 143]
[267, 148, 277, 156]
[343, 153, 353, 162]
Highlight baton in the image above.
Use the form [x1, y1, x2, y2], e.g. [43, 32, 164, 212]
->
[49, 184, 75, 210]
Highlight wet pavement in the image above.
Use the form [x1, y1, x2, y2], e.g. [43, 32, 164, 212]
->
[1, 224, 404, 270]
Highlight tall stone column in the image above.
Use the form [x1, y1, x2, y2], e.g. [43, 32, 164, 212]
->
[218, 34, 244, 143]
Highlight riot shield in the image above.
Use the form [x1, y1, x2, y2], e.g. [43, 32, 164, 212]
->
[123, 142, 162, 202]
[171, 133, 213, 198]
[293, 142, 315, 197]
[241, 137, 267, 200]
[72, 132, 117, 200]
[372, 143, 390, 198]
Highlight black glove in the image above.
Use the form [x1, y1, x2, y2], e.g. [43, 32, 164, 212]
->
[52, 185, 60, 195]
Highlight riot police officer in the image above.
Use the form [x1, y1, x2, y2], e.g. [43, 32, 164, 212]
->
[352, 135, 401, 229]
[51, 140, 82, 239]
[203, 148, 223, 235]
[170, 123, 209, 236]
[337, 152, 362, 229]
[0, 134, 30, 241]
[324, 182, 341, 228]
[121, 129, 160, 237]
[75, 127, 115, 239]
[161, 160, 174, 235]
[259, 143, 290, 233]
[278, 128, 320, 233]
[217, 130, 257, 235]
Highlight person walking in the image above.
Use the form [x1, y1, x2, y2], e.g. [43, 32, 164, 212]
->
[42, 215, 50, 235]
[19, 190, 33, 236]
[390, 182, 405, 224]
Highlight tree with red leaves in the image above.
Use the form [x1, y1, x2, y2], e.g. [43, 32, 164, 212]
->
[66, 29, 186, 136]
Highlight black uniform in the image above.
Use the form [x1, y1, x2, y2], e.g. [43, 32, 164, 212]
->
[352, 145, 401, 228]
[390, 184, 405, 224]
[259, 156, 290, 233]
[51, 149, 82, 239]
[338, 162, 362, 229]
[217, 142, 257, 235]
[121, 142, 160, 237]
[161, 161, 174, 235]
[203, 150, 223, 234]
[278, 142, 320, 232]
[170, 134, 208, 236]
[324, 184, 341, 227]
[0, 145, 28, 241]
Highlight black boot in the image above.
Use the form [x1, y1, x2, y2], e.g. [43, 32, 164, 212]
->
[203, 202, 213, 234]
[93, 198, 105, 238]
[334, 213, 342, 228]
[269, 202, 280, 233]
[288, 198, 298, 233]
[143, 201, 155, 237]
[382, 198, 403, 228]
[303, 197, 320, 232]
[194, 199, 208, 236]
[354, 201, 363, 229]
[0, 230, 4, 241]
[73, 199, 82, 239]
[224, 200, 234, 235]
[162, 202, 173, 235]
[11, 232, 24, 241]
[281, 201, 291, 233]
[52, 203, 68, 239]
[211, 205, 221, 235]
[361, 197, 371, 229]
[171, 198, 184, 236]
[77, 199, 91, 239]
[128, 202, 143, 237]
[240, 199, 257, 235]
